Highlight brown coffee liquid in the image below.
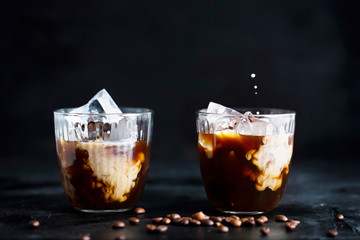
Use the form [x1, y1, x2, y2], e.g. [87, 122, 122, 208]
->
[198, 132, 292, 213]
[56, 139, 150, 211]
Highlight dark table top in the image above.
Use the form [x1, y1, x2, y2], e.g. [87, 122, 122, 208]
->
[0, 155, 359, 240]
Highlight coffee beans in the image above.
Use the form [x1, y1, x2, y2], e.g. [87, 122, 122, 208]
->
[112, 221, 125, 229]
[222, 217, 233, 226]
[162, 218, 171, 225]
[241, 216, 255, 223]
[29, 220, 40, 228]
[128, 217, 140, 225]
[288, 220, 300, 225]
[242, 217, 256, 227]
[192, 211, 209, 221]
[201, 219, 214, 226]
[210, 216, 223, 223]
[146, 224, 157, 232]
[133, 207, 145, 214]
[172, 217, 182, 224]
[180, 218, 190, 225]
[231, 219, 242, 227]
[285, 222, 297, 231]
[327, 229, 338, 237]
[143, 211, 316, 237]
[190, 219, 201, 226]
[157, 225, 168, 233]
[256, 216, 268, 225]
[81, 234, 91, 240]
[230, 215, 240, 220]
[336, 214, 344, 221]
[147, 224, 168, 233]
[260, 226, 270, 235]
[217, 224, 229, 233]
[275, 215, 288, 222]
[170, 213, 181, 220]
[152, 217, 163, 223]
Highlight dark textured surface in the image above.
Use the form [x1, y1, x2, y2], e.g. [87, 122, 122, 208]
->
[0, 156, 359, 239]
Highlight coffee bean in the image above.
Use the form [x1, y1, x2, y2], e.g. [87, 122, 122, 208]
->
[217, 225, 229, 233]
[162, 218, 171, 225]
[256, 216, 268, 225]
[146, 224, 157, 233]
[215, 222, 222, 227]
[210, 216, 222, 223]
[172, 217, 182, 224]
[275, 215, 288, 222]
[260, 227, 270, 235]
[242, 218, 256, 227]
[336, 214, 344, 221]
[288, 220, 300, 226]
[165, 214, 172, 218]
[285, 222, 297, 231]
[81, 234, 91, 240]
[190, 219, 201, 226]
[128, 217, 140, 225]
[256, 219, 265, 225]
[201, 219, 214, 226]
[222, 217, 233, 226]
[29, 220, 40, 228]
[192, 211, 209, 221]
[327, 229, 338, 237]
[156, 225, 168, 233]
[152, 217, 163, 223]
[133, 207, 145, 214]
[230, 215, 240, 220]
[170, 213, 181, 220]
[231, 219, 242, 227]
[180, 218, 190, 225]
[112, 221, 125, 229]
[241, 216, 254, 222]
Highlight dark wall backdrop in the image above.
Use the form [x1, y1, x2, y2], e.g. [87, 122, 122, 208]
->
[1, 1, 359, 162]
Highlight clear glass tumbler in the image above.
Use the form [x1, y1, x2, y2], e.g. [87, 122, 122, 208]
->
[54, 108, 153, 212]
[196, 108, 295, 214]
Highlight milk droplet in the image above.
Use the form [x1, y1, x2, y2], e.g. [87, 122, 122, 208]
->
[255, 92, 258, 95]
[256, 111, 260, 115]
[251, 73, 256, 78]
[254, 85, 258, 89]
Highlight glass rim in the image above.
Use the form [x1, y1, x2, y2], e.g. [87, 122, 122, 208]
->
[54, 107, 153, 117]
[197, 107, 296, 117]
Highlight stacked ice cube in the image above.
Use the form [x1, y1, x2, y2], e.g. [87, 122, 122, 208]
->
[65, 89, 137, 143]
[205, 102, 273, 136]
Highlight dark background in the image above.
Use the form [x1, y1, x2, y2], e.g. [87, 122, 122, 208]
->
[1, 0, 359, 162]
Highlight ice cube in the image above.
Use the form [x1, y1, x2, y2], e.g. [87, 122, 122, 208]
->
[237, 112, 273, 136]
[206, 102, 241, 131]
[64, 89, 137, 142]
[71, 89, 122, 115]
[206, 102, 273, 135]
[70, 89, 123, 124]
[207, 102, 240, 115]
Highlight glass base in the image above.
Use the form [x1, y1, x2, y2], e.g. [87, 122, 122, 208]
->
[218, 209, 264, 215]
[76, 207, 132, 213]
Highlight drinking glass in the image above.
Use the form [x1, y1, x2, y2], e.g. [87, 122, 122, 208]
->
[196, 108, 295, 214]
[54, 108, 153, 212]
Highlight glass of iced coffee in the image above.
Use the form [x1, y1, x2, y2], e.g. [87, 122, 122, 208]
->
[54, 90, 153, 212]
[196, 102, 295, 214]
